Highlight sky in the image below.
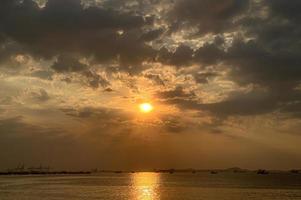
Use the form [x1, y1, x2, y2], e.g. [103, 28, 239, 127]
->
[0, 0, 301, 171]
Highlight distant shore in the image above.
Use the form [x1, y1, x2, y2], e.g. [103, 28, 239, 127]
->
[0, 168, 300, 176]
[0, 171, 91, 176]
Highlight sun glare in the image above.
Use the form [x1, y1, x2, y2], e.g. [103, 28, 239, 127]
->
[139, 103, 154, 113]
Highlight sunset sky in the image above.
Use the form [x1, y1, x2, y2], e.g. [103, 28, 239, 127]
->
[0, 0, 301, 170]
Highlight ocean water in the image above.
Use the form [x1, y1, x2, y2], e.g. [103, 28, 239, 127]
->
[1, 172, 301, 200]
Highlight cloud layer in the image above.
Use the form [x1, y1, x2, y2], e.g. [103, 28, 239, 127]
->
[1, 0, 301, 170]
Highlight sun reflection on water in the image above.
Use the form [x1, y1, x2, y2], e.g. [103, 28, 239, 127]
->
[131, 172, 160, 200]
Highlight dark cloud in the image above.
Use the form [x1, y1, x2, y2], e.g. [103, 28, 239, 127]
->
[210, 1, 301, 117]
[82, 70, 110, 89]
[201, 91, 278, 117]
[161, 0, 301, 87]
[169, 0, 250, 34]
[31, 70, 54, 80]
[0, 0, 156, 71]
[144, 73, 165, 86]
[267, 0, 301, 22]
[2, 0, 301, 171]
[194, 42, 225, 66]
[0, 96, 13, 105]
[157, 45, 194, 67]
[51, 55, 87, 73]
[1, 0, 301, 119]
[140, 28, 164, 42]
[60, 106, 133, 124]
[225, 39, 301, 87]
[156, 36, 224, 68]
[153, 0, 301, 118]
[0, 40, 24, 66]
[194, 72, 219, 84]
[104, 87, 114, 92]
[50, 55, 111, 88]
[31, 89, 50, 102]
[280, 101, 301, 119]
[221, 0, 301, 89]
[161, 88, 301, 118]
[157, 86, 196, 100]
[160, 115, 188, 133]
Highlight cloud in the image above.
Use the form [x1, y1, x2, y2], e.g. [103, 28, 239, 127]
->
[81, 70, 110, 88]
[150, 0, 301, 119]
[144, 73, 165, 86]
[157, 45, 194, 67]
[0, 0, 300, 120]
[30, 88, 50, 102]
[168, 0, 250, 34]
[2, 0, 301, 171]
[31, 70, 54, 80]
[0, 116, 68, 142]
[194, 72, 219, 84]
[157, 86, 196, 100]
[60, 106, 134, 125]
[0, 41, 23, 66]
[104, 87, 114, 92]
[0, 0, 156, 71]
[194, 40, 225, 66]
[0, 96, 13, 105]
[225, 39, 301, 87]
[140, 28, 164, 42]
[161, 87, 301, 119]
[160, 115, 189, 133]
[267, 0, 301, 22]
[51, 55, 87, 72]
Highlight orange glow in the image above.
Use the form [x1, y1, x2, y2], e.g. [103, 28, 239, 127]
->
[131, 173, 160, 200]
[139, 103, 154, 113]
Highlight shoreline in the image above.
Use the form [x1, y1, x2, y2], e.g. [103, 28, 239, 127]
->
[0, 169, 300, 176]
[0, 171, 91, 176]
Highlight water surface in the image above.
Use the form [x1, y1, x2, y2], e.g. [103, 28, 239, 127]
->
[1, 172, 301, 200]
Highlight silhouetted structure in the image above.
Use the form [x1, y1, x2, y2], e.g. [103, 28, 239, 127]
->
[1, 164, 91, 176]
[257, 169, 269, 175]
[290, 169, 300, 174]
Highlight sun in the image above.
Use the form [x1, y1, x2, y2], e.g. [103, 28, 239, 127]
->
[139, 103, 154, 113]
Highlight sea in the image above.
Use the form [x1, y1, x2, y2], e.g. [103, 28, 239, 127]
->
[1, 172, 301, 200]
